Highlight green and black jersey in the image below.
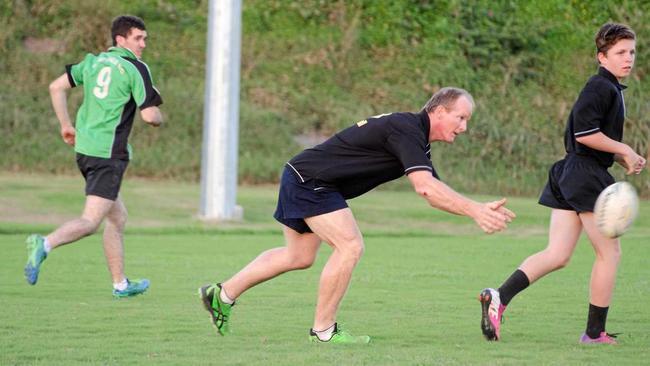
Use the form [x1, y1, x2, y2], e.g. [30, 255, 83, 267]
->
[65, 46, 162, 160]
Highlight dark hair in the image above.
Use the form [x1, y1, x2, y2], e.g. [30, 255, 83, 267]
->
[422, 87, 474, 113]
[595, 23, 635, 55]
[111, 15, 146, 46]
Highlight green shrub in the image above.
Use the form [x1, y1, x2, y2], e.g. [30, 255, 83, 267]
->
[2, 0, 649, 195]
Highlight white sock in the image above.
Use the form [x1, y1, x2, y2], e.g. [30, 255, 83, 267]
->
[313, 323, 336, 341]
[43, 238, 52, 254]
[219, 286, 235, 305]
[113, 278, 128, 291]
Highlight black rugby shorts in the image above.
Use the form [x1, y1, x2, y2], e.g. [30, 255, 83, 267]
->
[538, 154, 614, 213]
[76, 153, 129, 201]
[273, 166, 348, 234]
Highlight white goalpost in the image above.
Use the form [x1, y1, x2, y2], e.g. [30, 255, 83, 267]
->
[199, 0, 243, 221]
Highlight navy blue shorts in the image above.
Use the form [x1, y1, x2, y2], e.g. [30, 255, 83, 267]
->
[538, 154, 614, 213]
[76, 153, 128, 201]
[273, 167, 348, 234]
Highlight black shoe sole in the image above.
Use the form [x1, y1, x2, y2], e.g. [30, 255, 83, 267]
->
[479, 289, 498, 341]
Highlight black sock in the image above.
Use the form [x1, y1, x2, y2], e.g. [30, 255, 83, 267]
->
[498, 269, 530, 306]
[586, 304, 609, 339]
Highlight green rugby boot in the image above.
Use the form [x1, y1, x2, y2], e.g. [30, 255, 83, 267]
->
[309, 323, 371, 344]
[24, 234, 47, 285]
[198, 283, 234, 336]
[112, 278, 150, 298]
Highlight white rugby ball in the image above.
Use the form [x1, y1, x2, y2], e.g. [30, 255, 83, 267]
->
[594, 181, 639, 238]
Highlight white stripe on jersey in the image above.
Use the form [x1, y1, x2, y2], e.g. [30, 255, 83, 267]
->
[574, 127, 600, 136]
[404, 165, 433, 173]
[286, 162, 305, 183]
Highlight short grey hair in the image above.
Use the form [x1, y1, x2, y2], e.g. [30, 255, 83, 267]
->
[422, 87, 474, 113]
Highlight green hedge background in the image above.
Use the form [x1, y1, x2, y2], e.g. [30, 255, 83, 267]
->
[1, 0, 648, 195]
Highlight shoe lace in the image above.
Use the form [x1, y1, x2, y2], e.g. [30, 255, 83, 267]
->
[605, 332, 620, 338]
[215, 311, 228, 328]
[212, 294, 233, 329]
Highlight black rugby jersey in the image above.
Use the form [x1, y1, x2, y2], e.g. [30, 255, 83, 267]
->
[286, 110, 438, 199]
[564, 67, 626, 167]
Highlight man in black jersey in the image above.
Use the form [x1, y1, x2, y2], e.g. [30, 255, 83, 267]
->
[199, 87, 515, 343]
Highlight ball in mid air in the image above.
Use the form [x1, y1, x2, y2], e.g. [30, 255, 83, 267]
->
[594, 181, 639, 238]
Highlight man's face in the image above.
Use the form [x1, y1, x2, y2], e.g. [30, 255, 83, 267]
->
[430, 96, 473, 143]
[598, 39, 635, 80]
[117, 28, 147, 58]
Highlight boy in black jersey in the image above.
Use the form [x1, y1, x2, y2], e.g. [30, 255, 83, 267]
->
[200, 87, 515, 343]
[479, 23, 646, 344]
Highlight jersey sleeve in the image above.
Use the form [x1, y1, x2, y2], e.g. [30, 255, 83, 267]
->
[572, 88, 612, 138]
[130, 60, 163, 109]
[385, 123, 438, 178]
[65, 55, 91, 88]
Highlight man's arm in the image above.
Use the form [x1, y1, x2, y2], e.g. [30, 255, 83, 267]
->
[576, 132, 646, 174]
[49, 74, 75, 146]
[140, 106, 163, 127]
[407, 170, 515, 234]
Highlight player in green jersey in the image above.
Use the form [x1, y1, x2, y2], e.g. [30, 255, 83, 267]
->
[24, 15, 163, 298]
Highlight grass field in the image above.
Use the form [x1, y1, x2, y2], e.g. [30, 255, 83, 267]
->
[1, 173, 649, 365]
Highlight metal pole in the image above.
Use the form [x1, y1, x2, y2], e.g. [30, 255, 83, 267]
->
[199, 0, 243, 221]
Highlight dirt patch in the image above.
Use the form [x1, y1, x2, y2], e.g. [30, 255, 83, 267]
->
[23, 37, 66, 54]
[0, 197, 75, 225]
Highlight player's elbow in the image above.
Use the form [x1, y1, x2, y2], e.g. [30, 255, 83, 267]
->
[415, 184, 448, 209]
[408, 172, 435, 201]
[414, 184, 433, 201]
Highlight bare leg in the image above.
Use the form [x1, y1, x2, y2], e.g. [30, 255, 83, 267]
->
[305, 208, 364, 330]
[46, 195, 115, 249]
[103, 196, 127, 284]
[222, 225, 321, 299]
[519, 209, 583, 283]
[579, 212, 621, 306]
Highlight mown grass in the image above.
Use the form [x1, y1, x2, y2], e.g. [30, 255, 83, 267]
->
[1, 173, 649, 365]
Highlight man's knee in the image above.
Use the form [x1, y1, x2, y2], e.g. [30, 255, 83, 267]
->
[80, 218, 102, 235]
[82, 195, 116, 231]
[291, 253, 317, 270]
[107, 210, 128, 230]
[339, 238, 365, 263]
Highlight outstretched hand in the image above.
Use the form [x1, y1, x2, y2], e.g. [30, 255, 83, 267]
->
[487, 198, 516, 222]
[472, 198, 516, 234]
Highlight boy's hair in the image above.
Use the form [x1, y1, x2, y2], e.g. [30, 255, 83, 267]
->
[111, 15, 146, 46]
[422, 87, 474, 113]
[595, 23, 635, 55]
